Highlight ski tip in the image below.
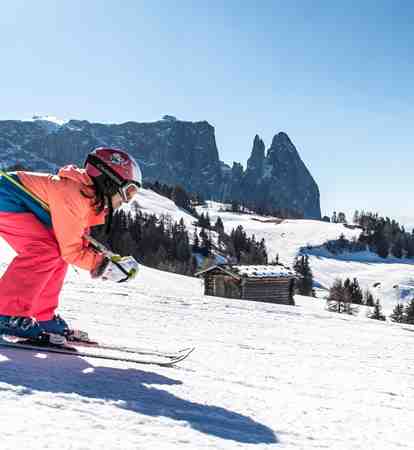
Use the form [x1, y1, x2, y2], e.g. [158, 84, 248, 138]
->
[168, 347, 195, 365]
[177, 346, 196, 354]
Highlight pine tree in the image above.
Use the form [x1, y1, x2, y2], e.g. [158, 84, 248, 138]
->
[343, 278, 352, 301]
[364, 289, 375, 307]
[172, 185, 191, 212]
[404, 300, 414, 324]
[373, 225, 389, 258]
[391, 237, 404, 259]
[342, 278, 354, 313]
[199, 228, 211, 257]
[406, 237, 414, 259]
[369, 300, 386, 321]
[214, 217, 225, 235]
[293, 255, 314, 296]
[205, 213, 211, 229]
[390, 303, 405, 323]
[259, 238, 268, 264]
[192, 227, 200, 253]
[198, 213, 206, 228]
[350, 278, 363, 304]
[337, 212, 347, 224]
[176, 236, 191, 262]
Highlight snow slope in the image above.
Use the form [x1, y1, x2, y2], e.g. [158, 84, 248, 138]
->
[1, 193, 414, 448]
[131, 188, 196, 229]
[0, 244, 414, 449]
[196, 202, 361, 263]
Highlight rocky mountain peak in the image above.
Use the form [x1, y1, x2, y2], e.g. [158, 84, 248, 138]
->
[268, 132, 298, 157]
[246, 135, 265, 180]
[0, 117, 321, 218]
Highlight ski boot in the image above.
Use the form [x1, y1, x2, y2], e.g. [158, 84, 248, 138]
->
[38, 314, 70, 336]
[39, 314, 91, 343]
[0, 315, 44, 340]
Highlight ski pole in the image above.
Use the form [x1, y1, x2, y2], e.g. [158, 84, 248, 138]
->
[83, 234, 118, 258]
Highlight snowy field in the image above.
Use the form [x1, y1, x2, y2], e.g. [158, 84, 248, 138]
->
[1, 240, 414, 449]
[197, 201, 414, 313]
[128, 192, 414, 313]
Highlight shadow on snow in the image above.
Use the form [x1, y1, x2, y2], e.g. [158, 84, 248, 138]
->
[0, 348, 277, 445]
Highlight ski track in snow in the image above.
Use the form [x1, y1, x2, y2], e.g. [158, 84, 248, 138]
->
[0, 195, 414, 449]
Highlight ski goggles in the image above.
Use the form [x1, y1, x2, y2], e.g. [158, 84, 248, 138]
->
[119, 181, 140, 203]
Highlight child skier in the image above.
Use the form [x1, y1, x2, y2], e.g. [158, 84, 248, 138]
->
[0, 147, 142, 342]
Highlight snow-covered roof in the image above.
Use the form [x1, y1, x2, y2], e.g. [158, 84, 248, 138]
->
[233, 265, 295, 278]
[196, 264, 296, 279]
[195, 265, 240, 279]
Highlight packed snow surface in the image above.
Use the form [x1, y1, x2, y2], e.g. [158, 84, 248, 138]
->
[1, 240, 414, 449]
[1, 195, 414, 449]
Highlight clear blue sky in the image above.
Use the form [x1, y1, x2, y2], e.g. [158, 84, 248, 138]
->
[1, 1, 413, 225]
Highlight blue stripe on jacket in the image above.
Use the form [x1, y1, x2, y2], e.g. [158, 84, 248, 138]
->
[0, 173, 53, 228]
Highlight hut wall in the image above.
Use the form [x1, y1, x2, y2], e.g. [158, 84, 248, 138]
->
[204, 274, 215, 296]
[205, 274, 241, 298]
[241, 278, 292, 304]
[202, 270, 295, 304]
[214, 275, 226, 297]
[223, 277, 241, 299]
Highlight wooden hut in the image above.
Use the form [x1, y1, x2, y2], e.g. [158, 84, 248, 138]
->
[196, 264, 296, 305]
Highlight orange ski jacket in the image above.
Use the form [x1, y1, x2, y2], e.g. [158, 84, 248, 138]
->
[17, 166, 106, 271]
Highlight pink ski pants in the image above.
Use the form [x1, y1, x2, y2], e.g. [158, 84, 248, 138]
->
[0, 212, 68, 320]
